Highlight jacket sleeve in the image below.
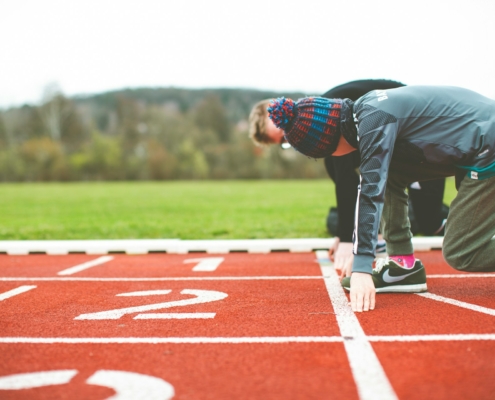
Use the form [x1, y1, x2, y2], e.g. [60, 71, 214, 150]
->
[352, 107, 399, 274]
[332, 153, 360, 242]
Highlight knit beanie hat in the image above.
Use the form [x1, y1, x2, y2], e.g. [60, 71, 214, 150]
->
[267, 97, 344, 158]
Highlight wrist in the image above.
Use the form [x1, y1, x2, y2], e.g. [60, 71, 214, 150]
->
[352, 254, 374, 274]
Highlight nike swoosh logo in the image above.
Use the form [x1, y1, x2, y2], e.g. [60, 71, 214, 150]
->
[382, 268, 421, 283]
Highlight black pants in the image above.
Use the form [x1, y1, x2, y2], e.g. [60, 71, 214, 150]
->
[324, 154, 448, 237]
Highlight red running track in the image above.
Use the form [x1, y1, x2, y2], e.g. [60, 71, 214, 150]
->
[0, 251, 494, 399]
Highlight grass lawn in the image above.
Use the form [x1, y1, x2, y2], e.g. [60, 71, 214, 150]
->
[0, 179, 457, 240]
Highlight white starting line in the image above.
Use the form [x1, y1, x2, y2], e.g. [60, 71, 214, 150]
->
[1, 334, 495, 344]
[0, 276, 327, 282]
[0, 274, 494, 282]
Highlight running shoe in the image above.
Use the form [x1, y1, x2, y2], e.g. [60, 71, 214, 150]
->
[341, 257, 427, 293]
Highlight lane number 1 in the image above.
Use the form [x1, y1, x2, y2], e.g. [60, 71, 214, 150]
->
[183, 257, 224, 272]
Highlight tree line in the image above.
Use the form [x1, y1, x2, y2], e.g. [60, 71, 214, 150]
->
[0, 86, 328, 181]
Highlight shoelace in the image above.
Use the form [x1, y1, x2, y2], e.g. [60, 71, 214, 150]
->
[374, 257, 391, 273]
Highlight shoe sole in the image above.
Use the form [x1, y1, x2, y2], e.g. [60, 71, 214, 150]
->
[342, 283, 427, 293]
[375, 283, 427, 293]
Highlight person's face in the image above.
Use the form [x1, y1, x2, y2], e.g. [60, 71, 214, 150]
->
[265, 114, 285, 144]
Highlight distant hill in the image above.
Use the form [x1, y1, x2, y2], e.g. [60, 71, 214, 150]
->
[0, 86, 328, 181]
[73, 87, 307, 123]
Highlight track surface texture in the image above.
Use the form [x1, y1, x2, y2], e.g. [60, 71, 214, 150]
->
[0, 250, 494, 399]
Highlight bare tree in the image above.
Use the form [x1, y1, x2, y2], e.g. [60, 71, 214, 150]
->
[38, 83, 72, 142]
[0, 114, 8, 149]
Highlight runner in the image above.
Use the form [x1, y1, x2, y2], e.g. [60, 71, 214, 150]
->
[248, 80, 448, 278]
[267, 86, 495, 312]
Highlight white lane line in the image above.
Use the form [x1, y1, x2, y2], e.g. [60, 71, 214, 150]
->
[57, 256, 114, 276]
[416, 292, 495, 316]
[1, 334, 495, 344]
[3, 275, 492, 282]
[0, 336, 344, 344]
[315, 251, 398, 400]
[0, 285, 37, 301]
[427, 274, 495, 278]
[0, 276, 323, 282]
[369, 334, 495, 342]
[135, 313, 216, 319]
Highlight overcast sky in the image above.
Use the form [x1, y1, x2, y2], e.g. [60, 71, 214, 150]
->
[1, 0, 494, 108]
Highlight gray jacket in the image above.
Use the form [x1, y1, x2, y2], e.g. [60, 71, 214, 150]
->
[352, 85, 495, 274]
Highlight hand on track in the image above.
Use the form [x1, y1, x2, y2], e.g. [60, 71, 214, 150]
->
[350, 273, 375, 312]
[329, 238, 354, 278]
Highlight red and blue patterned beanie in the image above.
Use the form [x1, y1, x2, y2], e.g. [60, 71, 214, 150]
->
[268, 97, 343, 158]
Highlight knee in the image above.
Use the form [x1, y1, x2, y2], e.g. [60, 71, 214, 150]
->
[443, 249, 468, 271]
[443, 246, 479, 272]
[443, 235, 468, 271]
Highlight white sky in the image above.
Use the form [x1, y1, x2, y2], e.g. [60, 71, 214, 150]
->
[1, 0, 495, 108]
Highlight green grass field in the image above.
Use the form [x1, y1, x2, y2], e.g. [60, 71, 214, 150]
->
[0, 179, 457, 240]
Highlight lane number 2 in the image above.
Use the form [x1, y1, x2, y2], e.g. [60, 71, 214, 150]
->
[75, 289, 228, 320]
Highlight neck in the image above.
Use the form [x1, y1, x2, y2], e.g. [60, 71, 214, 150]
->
[333, 134, 357, 156]
[340, 99, 358, 149]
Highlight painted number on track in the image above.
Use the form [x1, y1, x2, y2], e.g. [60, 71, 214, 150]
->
[183, 257, 224, 271]
[0, 369, 175, 399]
[74, 289, 228, 320]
